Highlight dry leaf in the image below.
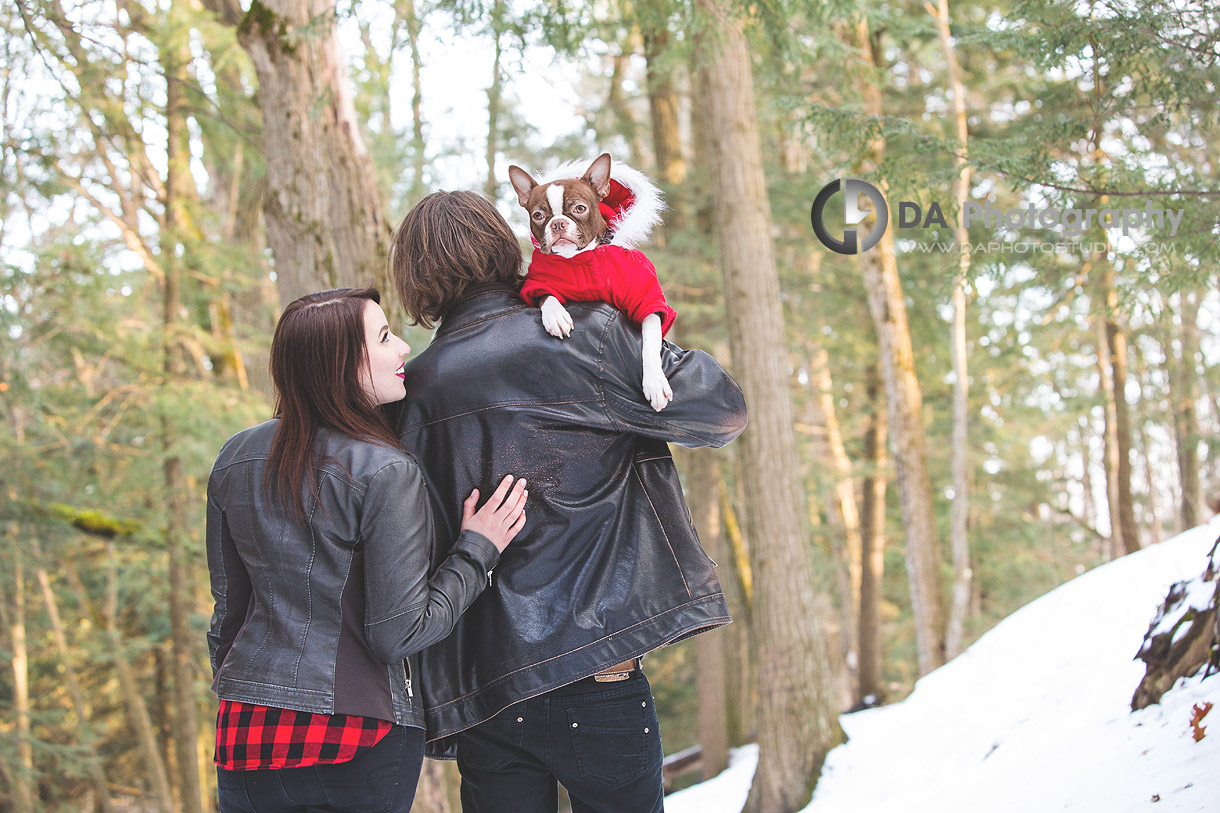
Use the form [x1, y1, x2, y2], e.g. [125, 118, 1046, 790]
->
[1189, 701, 1212, 743]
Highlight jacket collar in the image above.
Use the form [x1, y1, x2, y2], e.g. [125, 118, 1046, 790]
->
[436, 283, 524, 337]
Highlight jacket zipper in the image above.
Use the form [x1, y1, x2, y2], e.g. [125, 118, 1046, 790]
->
[403, 660, 413, 698]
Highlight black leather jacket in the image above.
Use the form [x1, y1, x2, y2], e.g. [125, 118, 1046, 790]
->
[205, 419, 501, 729]
[397, 287, 747, 745]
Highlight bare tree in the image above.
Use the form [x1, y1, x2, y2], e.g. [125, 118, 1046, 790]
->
[927, 0, 974, 660]
[857, 365, 888, 704]
[0, 544, 35, 813]
[854, 16, 947, 675]
[1169, 291, 1203, 529]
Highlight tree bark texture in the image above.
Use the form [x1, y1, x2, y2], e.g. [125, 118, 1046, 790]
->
[237, 0, 389, 305]
[685, 451, 731, 778]
[58, 552, 176, 813]
[34, 556, 113, 811]
[695, 3, 843, 808]
[5, 549, 35, 813]
[1171, 291, 1203, 529]
[484, 0, 505, 200]
[642, 23, 690, 232]
[1095, 303, 1124, 559]
[855, 16, 947, 675]
[928, 0, 974, 660]
[386, 0, 428, 203]
[1106, 301, 1140, 554]
[807, 345, 862, 687]
[411, 759, 454, 813]
[857, 365, 888, 704]
[161, 37, 207, 812]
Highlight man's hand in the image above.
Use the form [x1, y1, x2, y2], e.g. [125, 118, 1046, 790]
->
[461, 475, 528, 552]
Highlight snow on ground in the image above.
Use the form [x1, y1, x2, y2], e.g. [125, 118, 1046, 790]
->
[667, 515, 1220, 813]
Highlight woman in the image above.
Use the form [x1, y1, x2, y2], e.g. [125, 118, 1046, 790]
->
[206, 287, 526, 812]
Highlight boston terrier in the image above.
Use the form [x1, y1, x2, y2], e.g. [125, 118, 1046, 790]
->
[508, 153, 676, 411]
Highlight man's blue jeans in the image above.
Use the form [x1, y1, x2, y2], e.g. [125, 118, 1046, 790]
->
[216, 724, 425, 812]
[456, 670, 665, 813]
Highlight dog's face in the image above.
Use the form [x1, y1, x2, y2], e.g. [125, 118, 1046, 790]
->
[509, 154, 612, 258]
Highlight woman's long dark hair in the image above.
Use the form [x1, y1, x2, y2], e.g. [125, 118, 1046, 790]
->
[266, 287, 401, 519]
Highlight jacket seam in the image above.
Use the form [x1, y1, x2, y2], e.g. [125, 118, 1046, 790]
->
[400, 398, 603, 434]
[594, 310, 625, 433]
[632, 464, 692, 598]
[437, 300, 532, 337]
[365, 599, 429, 628]
[241, 466, 275, 680]
[292, 490, 322, 684]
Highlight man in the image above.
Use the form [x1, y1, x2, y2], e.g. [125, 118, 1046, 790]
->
[390, 190, 747, 813]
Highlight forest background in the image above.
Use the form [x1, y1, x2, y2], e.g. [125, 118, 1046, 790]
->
[1, 0, 1217, 810]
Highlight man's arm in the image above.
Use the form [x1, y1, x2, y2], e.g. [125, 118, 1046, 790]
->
[596, 312, 747, 448]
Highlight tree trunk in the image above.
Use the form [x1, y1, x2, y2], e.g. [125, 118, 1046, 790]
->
[685, 451, 730, 779]
[61, 554, 175, 813]
[1107, 296, 1140, 554]
[857, 364, 888, 705]
[33, 554, 113, 811]
[411, 760, 454, 813]
[695, 2, 842, 808]
[1172, 291, 1203, 529]
[4, 546, 35, 813]
[236, 0, 389, 305]
[483, 0, 505, 200]
[807, 344, 862, 692]
[400, 0, 427, 203]
[1080, 418, 1099, 535]
[854, 16, 947, 675]
[1095, 305, 1124, 560]
[642, 21, 689, 232]
[928, 0, 973, 660]
[161, 34, 207, 813]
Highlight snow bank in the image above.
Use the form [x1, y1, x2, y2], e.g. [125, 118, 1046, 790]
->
[666, 516, 1220, 813]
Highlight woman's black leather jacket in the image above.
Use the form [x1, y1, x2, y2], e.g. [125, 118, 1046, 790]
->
[206, 420, 500, 729]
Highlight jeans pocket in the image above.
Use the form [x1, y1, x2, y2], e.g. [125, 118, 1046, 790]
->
[457, 704, 527, 772]
[567, 697, 656, 788]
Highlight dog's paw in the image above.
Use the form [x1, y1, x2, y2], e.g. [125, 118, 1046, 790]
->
[643, 368, 673, 412]
[541, 297, 573, 339]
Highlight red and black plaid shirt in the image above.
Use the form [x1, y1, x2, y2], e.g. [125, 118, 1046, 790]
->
[215, 699, 392, 771]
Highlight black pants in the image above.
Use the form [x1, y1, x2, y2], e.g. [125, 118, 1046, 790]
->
[216, 724, 425, 813]
[456, 670, 665, 813]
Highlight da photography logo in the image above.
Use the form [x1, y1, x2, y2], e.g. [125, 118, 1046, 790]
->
[811, 177, 1186, 255]
[810, 178, 890, 255]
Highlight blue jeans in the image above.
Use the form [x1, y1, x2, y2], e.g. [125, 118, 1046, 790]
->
[216, 724, 425, 813]
[456, 670, 664, 813]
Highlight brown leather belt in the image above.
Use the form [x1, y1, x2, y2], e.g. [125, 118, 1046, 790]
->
[593, 658, 639, 683]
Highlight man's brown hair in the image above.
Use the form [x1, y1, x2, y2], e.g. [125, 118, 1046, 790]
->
[390, 190, 523, 328]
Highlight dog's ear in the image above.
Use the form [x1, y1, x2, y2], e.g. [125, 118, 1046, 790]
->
[582, 153, 612, 199]
[508, 166, 538, 209]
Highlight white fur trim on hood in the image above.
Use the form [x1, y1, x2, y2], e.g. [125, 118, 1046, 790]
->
[534, 157, 666, 249]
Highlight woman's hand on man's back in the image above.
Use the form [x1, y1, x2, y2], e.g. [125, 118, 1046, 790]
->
[461, 475, 528, 552]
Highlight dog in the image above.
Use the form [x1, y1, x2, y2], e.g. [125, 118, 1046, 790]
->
[508, 153, 676, 411]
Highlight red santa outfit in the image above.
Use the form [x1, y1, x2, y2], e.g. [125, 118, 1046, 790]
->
[518, 162, 675, 336]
